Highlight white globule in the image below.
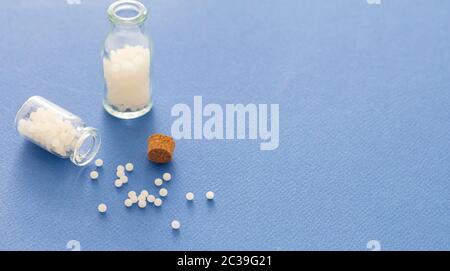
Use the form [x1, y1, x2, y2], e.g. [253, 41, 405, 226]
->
[17, 107, 78, 157]
[130, 195, 138, 204]
[162, 173, 171, 181]
[138, 200, 147, 208]
[103, 45, 151, 112]
[154, 178, 163, 187]
[171, 220, 181, 230]
[147, 194, 156, 203]
[138, 194, 147, 202]
[116, 170, 125, 178]
[154, 198, 162, 207]
[206, 191, 215, 200]
[125, 163, 134, 172]
[98, 203, 107, 213]
[120, 175, 128, 184]
[124, 198, 133, 207]
[95, 159, 103, 167]
[90, 171, 99, 180]
[159, 188, 168, 197]
[186, 192, 194, 201]
[114, 179, 123, 188]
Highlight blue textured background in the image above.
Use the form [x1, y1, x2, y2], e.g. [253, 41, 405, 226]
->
[0, 0, 449, 250]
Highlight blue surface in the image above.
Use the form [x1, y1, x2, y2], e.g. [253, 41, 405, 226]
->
[0, 0, 449, 251]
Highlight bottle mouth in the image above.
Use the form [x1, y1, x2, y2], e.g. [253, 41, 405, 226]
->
[71, 127, 101, 166]
[107, 0, 147, 25]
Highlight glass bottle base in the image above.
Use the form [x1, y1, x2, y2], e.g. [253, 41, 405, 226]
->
[103, 100, 153, 119]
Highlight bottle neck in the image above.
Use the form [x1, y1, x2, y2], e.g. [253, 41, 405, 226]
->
[70, 127, 101, 166]
[111, 22, 145, 33]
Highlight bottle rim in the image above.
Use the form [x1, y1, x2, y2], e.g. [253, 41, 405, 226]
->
[107, 0, 147, 25]
[70, 127, 101, 166]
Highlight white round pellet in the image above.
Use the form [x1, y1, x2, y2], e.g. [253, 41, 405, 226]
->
[138, 194, 147, 202]
[159, 188, 168, 197]
[206, 191, 215, 200]
[117, 165, 125, 172]
[140, 190, 149, 197]
[97, 203, 107, 213]
[138, 199, 147, 208]
[114, 179, 123, 188]
[130, 195, 138, 204]
[90, 170, 99, 180]
[116, 170, 125, 178]
[171, 220, 181, 230]
[154, 178, 163, 187]
[128, 191, 137, 198]
[125, 163, 134, 172]
[124, 198, 133, 207]
[186, 192, 194, 201]
[162, 173, 171, 181]
[154, 198, 162, 207]
[120, 175, 128, 184]
[94, 159, 103, 167]
[147, 194, 155, 203]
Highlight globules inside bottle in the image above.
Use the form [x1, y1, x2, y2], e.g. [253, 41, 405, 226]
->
[102, 0, 152, 119]
[15, 96, 101, 166]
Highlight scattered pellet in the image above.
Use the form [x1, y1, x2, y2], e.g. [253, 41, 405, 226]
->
[130, 195, 138, 204]
[97, 203, 107, 213]
[154, 178, 163, 187]
[114, 179, 123, 188]
[138, 194, 147, 202]
[186, 192, 194, 201]
[147, 134, 176, 163]
[162, 173, 171, 182]
[95, 159, 104, 167]
[125, 162, 134, 172]
[138, 200, 147, 208]
[159, 188, 168, 197]
[116, 170, 125, 178]
[154, 198, 162, 207]
[90, 170, 99, 180]
[171, 220, 181, 230]
[128, 191, 137, 198]
[206, 191, 215, 200]
[147, 194, 156, 203]
[120, 175, 128, 184]
[124, 198, 133, 207]
[117, 165, 125, 172]
[140, 190, 149, 197]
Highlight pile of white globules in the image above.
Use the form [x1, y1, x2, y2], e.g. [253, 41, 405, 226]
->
[17, 107, 78, 157]
[92, 163, 216, 231]
[103, 45, 151, 112]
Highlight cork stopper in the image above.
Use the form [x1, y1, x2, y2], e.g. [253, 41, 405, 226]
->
[147, 133, 175, 163]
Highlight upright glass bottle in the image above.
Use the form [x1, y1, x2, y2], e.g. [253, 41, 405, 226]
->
[103, 0, 152, 119]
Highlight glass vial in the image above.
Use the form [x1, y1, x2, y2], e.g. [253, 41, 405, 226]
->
[102, 0, 152, 119]
[15, 96, 101, 166]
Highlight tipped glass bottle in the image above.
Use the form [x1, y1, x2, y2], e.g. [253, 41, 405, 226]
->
[102, 0, 152, 119]
[15, 96, 101, 166]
